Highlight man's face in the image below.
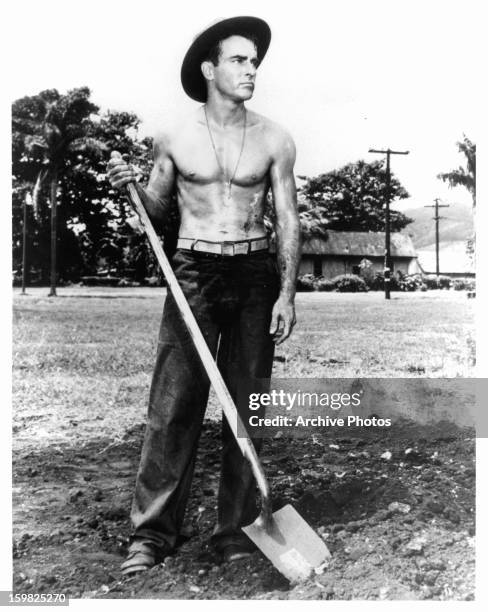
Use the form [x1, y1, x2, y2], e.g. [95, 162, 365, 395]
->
[209, 35, 259, 101]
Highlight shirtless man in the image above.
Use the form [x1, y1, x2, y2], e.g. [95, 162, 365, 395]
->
[107, 16, 300, 575]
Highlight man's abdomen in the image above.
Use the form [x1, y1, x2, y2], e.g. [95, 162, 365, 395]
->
[176, 181, 270, 241]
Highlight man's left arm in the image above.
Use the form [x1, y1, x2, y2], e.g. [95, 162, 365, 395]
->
[269, 129, 301, 345]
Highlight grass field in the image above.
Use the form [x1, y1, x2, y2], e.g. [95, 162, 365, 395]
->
[12, 287, 475, 450]
[11, 288, 476, 599]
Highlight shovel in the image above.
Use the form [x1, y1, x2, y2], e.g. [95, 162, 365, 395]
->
[124, 179, 331, 583]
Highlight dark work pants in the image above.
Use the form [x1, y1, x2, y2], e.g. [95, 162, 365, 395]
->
[129, 248, 280, 553]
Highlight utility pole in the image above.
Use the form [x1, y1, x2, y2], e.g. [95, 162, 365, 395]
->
[424, 198, 449, 277]
[369, 148, 409, 299]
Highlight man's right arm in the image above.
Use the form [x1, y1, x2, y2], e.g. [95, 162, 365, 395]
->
[106, 132, 176, 227]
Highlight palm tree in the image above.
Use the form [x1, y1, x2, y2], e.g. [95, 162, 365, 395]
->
[16, 88, 106, 296]
[437, 135, 476, 208]
[437, 136, 476, 263]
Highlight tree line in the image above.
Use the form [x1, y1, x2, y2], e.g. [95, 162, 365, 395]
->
[15, 87, 476, 289]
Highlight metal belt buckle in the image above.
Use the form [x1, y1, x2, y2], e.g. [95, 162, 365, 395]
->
[221, 242, 235, 256]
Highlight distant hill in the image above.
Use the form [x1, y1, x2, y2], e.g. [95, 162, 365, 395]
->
[416, 241, 474, 274]
[399, 201, 474, 249]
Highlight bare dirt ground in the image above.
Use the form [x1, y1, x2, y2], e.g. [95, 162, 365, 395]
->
[12, 289, 476, 600]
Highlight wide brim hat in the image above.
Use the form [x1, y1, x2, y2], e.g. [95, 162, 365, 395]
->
[181, 16, 271, 103]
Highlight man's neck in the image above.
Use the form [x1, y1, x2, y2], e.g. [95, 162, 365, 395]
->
[204, 93, 246, 128]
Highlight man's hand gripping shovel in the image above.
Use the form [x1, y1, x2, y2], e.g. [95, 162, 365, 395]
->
[122, 158, 331, 583]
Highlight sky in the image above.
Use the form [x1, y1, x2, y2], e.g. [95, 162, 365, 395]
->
[5, 0, 482, 212]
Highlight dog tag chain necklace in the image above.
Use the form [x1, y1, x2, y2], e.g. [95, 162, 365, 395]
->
[204, 105, 247, 200]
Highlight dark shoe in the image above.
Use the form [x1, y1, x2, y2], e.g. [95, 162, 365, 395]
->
[121, 540, 168, 576]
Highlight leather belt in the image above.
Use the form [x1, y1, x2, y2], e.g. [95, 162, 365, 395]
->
[177, 236, 269, 256]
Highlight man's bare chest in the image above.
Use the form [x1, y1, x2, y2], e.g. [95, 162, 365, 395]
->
[171, 128, 271, 187]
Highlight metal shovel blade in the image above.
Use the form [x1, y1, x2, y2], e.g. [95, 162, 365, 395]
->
[242, 504, 331, 583]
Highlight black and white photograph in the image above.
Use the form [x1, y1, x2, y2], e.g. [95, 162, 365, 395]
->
[4, 0, 486, 605]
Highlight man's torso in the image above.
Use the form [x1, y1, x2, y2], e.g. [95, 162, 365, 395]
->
[165, 108, 280, 242]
